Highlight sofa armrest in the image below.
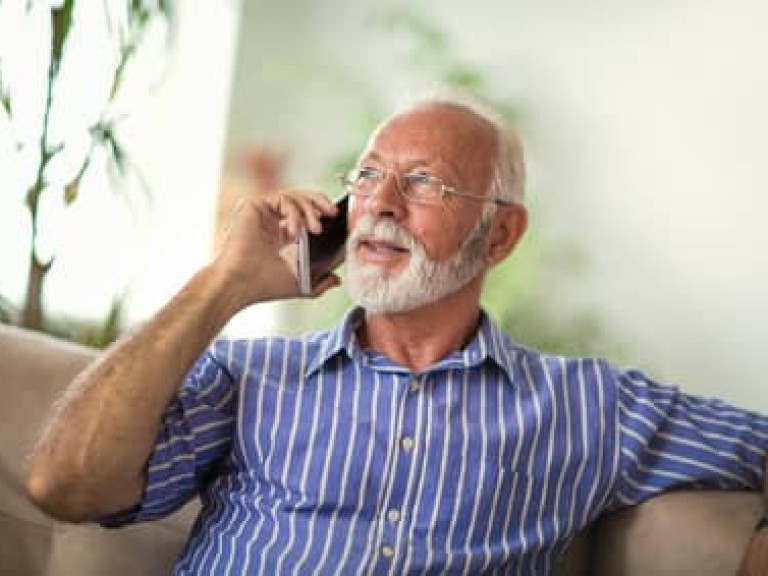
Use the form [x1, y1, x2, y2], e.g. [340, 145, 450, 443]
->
[592, 490, 763, 576]
[0, 325, 96, 525]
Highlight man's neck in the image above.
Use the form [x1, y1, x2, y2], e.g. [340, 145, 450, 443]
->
[357, 290, 483, 373]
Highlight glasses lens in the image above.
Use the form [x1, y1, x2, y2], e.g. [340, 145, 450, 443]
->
[344, 168, 379, 196]
[342, 168, 445, 203]
[402, 173, 441, 203]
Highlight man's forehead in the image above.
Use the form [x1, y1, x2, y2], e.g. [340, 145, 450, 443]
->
[367, 104, 495, 152]
[360, 149, 460, 174]
[362, 103, 496, 168]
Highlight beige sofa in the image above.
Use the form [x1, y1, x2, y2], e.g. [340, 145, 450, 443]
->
[0, 323, 763, 575]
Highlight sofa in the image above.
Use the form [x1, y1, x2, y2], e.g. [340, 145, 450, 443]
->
[0, 323, 763, 575]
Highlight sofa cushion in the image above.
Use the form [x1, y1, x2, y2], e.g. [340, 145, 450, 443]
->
[49, 513, 192, 576]
[0, 512, 52, 576]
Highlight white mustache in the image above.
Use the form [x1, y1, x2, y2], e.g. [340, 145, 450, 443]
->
[348, 215, 420, 252]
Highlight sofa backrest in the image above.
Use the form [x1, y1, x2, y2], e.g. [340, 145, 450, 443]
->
[0, 324, 198, 576]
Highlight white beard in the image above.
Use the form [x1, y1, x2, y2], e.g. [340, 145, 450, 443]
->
[344, 211, 493, 314]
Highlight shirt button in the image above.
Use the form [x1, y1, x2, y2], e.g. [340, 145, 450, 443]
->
[401, 436, 415, 452]
[387, 509, 401, 524]
[409, 380, 421, 392]
[381, 545, 395, 558]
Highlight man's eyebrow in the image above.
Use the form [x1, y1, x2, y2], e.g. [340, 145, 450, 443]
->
[361, 151, 452, 171]
[360, 151, 384, 164]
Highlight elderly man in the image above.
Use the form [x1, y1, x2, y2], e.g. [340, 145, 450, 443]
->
[26, 91, 768, 574]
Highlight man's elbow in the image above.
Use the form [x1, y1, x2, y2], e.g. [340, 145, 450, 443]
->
[24, 457, 142, 523]
[24, 454, 101, 522]
[25, 463, 89, 522]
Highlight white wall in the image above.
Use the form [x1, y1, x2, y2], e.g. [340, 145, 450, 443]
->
[223, 0, 768, 409]
[120, 0, 241, 320]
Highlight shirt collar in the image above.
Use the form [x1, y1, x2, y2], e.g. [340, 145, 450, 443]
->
[305, 306, 519, 383]
[304, 307, 365, 377]
[461, 310, 518, 381]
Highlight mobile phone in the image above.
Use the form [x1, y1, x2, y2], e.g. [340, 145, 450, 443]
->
[297, 195, 349, 295]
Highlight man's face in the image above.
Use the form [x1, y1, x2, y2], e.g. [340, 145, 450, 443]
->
[344, 103, 499, 314]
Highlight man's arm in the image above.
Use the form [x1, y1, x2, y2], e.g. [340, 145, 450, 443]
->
[25, 190, 339, 522]
[738, 458, 768, 575]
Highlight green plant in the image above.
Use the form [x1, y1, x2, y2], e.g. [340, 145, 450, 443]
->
[0, 0, 172, 337]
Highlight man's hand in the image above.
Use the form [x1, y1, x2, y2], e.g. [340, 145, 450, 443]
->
[737, 460, 768, 575]
[213, 189, 341, 307]
[739, 530, 768, 576]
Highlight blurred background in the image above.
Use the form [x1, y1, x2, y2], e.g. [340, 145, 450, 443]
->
[1, 0, 766, 409]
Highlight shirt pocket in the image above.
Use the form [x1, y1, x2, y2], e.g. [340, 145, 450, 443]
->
[408, 464, 559, 556]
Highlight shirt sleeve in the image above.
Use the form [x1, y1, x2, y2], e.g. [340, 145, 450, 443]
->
[611, 367, 768, 509]
[101, 341, 237, 526]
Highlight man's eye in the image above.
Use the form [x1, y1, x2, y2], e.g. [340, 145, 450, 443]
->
[407, 172, 433, 185]
[358, 168, 382, 181]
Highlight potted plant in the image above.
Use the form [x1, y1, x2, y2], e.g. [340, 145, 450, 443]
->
[0, 0, 172, 342]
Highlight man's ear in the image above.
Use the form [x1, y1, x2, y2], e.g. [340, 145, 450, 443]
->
[486, 203, 528, 266]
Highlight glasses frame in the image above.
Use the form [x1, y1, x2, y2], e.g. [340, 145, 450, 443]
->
[338, 167, 514, 206]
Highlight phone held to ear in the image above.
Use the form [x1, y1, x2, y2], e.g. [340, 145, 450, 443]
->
[297, 195, 349, 295]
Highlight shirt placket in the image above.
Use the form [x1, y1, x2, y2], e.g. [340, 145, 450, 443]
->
[371, 373, 424, 575]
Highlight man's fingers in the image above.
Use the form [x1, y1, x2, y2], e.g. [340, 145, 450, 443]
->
[274, 190, 335, 237]
[308, 273, 341, 297]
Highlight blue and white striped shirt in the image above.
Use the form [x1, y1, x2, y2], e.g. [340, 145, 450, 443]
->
[110, 308, 768, 575]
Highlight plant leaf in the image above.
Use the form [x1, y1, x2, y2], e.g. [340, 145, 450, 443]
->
[157, 0, 174, 19]
[0, 93, 10, 118]
[84, 297, 124, 349]
[64, 178, 79, 205]
[51, 0, 76, 71]
[0, 67, 11, 117]
[442, 65, 485, 90]
[106, 131, 128, 177]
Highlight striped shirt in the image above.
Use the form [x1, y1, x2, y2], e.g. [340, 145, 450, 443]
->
[107, 307, 768, 575]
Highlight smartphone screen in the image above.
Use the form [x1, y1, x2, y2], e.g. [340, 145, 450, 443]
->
[297, 195, 349, 294]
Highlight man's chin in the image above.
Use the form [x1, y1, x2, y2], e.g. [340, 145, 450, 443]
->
[345, 272, 412, 314]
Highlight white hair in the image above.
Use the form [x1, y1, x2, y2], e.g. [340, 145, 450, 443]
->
[380, 86, 527, 204]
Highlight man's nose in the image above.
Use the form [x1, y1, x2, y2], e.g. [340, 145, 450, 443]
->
[365, 173, 406, 219]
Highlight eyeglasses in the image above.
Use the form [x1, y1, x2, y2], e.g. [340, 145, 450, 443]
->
[338, 167, 513, 206]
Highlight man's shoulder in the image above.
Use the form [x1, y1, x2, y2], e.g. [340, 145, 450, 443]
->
[211, 328, 334, 360]
[502, 337, 606, 368]
[505, 340, 620, 390]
